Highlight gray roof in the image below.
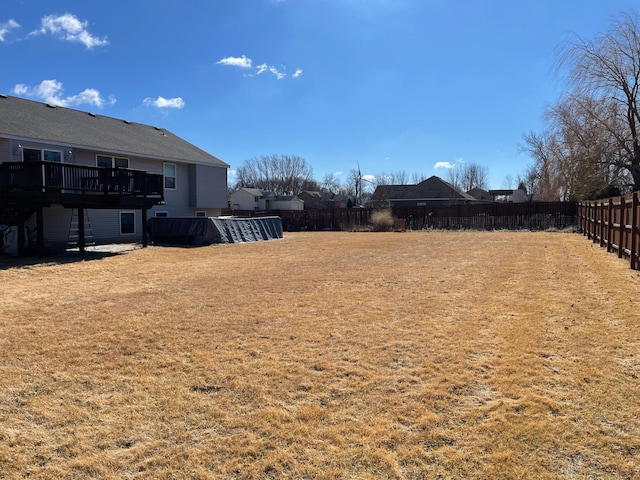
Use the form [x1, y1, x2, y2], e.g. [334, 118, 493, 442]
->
[0, 94, 228, 167]
[372, 176, 477, 202]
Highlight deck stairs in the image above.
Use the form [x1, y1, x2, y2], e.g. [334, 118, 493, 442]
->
[67, 208, 95, 250]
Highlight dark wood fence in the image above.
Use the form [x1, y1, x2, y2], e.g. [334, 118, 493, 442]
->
[225, 201, 577, 232]
[578, 192, 640, 270]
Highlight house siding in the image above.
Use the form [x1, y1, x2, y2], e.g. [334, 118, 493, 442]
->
[189, 164, 227, 209]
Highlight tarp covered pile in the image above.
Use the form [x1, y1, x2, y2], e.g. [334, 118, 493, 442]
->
[147, 216, 283, 246]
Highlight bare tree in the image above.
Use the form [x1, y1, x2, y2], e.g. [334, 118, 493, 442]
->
[445, 162, 488, 191]
[347, 167, 363, 206]
[557, 10, 640, 190]
[516, 164, 542, 201]
[446, 167, 461, 191]
[459, 162, 489, 191]
[522, 93, 632, 200]
[503, 174, 515, 189]
[374, 170, 409, 186]
[233, 154, 317, 195]
[411, 172, 428, 183]
[321, 172, 340, 193]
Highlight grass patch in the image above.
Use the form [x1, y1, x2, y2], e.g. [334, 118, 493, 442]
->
[1, 231, 640, 478]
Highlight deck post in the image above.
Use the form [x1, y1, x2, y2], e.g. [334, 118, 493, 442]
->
[142, 208, 148, 248]
[17, 216, 25, 257]
[78, 207, 85, 254]
[36, 207, 45, 256]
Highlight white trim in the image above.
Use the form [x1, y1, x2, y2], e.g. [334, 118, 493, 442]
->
[119, 211, 136, 235]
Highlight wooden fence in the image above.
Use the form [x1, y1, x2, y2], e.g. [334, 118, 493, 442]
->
[578, 192, 640, 270]
[225, 201, 577, 233]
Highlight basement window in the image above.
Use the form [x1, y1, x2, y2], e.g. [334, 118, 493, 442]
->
[120, 211, 135, 235]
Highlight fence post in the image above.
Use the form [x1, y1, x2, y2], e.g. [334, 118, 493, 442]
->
[599, 201, 605, 248]
[631, 192, 638, 270]
[619, 196, 625, 259]
[606, 198, 613, 252]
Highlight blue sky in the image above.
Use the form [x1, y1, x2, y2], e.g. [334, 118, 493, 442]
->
[2, 0, 638, 190]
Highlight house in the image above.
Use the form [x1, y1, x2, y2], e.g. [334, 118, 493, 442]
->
[298, 191, 350, 209]
[0, 94, 228, 255]
[488, 189, 529, 202]
[370, 176, 478, 208]
[467, 187, 493, 202]
[229, 188, 304, 211]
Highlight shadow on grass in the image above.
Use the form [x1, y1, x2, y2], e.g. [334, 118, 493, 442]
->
[0, 244, 141, 270]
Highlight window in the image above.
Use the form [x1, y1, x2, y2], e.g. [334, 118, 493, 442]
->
[155, 211, 168, 217]
[43, 150, 62, 162]
[23, 148, 62, 162]
[120, 212, 135, 235]
[195, 211, 206, 217]
[97, 155, 129, 168]
[164, 163, 176, 189]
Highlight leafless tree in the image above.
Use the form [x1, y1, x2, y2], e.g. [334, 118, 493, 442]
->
[374, 170, 409, 186]
[516, 164, 542, 201]
[522, 93, 631, 199]
[445, 162, 488, 191]
[321, 172, 341, 193]
[233, 154, 318, 195]
[556, 10, 640, 190]
[446, 167, 461, 191]
[411, 172, 428, 183]
[459, 162, 489, 191]
[503, 174, 515, 189]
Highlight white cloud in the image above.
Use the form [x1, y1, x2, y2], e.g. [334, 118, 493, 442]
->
[217, 55, 253, 68]
[0, 19, 20, 42]
[269, 66, 286, 80]
[143, 96, 185, 109]
[362, 174, 376, 182]
[219, 56, 301, 80]
[256, 63, 268, 75]
[434, 161, 454, 169]
[12, 80, 115, 108]
[32, 13, 108, 49]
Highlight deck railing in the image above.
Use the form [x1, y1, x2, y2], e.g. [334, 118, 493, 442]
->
[0, 161, 163, 198]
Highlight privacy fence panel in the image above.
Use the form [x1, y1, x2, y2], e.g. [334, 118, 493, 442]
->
[225, 202, 577, 233]
[578, 192, 640, 270]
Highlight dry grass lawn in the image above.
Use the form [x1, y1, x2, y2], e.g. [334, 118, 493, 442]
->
[1, 231, 639, 479]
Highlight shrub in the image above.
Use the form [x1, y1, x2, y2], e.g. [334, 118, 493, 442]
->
[370, 209, 394, 232]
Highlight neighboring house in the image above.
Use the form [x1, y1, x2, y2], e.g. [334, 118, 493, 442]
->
[229, 188, 304, 211]
[371, 176, 478, 208]
[467, 187, 493, 202]
[299, 191, 350, 209]
[0, 94, 228, 254]
[488, 189, 530, 202]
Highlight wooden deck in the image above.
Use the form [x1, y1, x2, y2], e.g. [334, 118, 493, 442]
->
[0, 161, 163, 210]
[0, 161, 164, 255]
